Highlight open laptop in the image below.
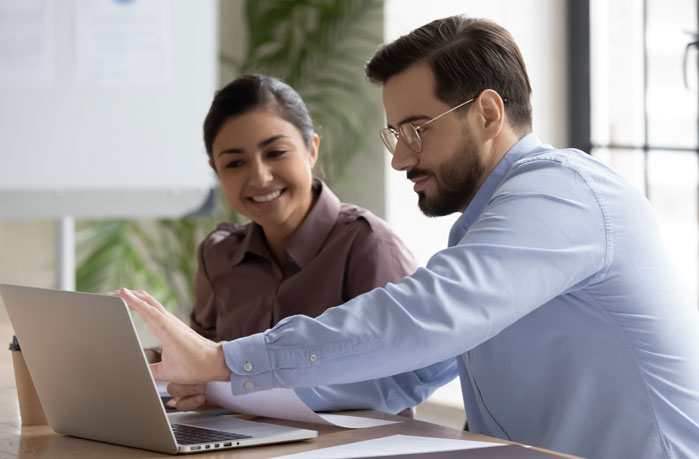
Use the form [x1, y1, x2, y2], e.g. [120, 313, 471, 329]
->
[0, 284, 317, 454]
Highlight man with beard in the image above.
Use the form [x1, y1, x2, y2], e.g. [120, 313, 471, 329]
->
[116, 15, 699, 459]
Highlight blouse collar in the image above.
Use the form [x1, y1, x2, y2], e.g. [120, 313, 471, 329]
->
[229, 179, 341, 268]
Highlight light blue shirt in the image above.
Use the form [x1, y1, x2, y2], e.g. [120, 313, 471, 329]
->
[222, 134, 699, 459]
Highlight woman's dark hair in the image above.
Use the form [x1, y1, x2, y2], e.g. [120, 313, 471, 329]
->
[203, 75, 315, 158]
[366, 16, 532, 131]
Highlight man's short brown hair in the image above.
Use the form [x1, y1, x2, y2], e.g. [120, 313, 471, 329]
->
[366, 16, 532, 131]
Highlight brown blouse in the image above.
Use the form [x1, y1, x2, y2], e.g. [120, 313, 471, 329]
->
[190, 180, 417, 341]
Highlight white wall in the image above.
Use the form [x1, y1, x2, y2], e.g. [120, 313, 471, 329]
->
[0, 222, 55, 322]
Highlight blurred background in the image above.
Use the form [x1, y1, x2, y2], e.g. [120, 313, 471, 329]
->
[1, 0, 696, 430]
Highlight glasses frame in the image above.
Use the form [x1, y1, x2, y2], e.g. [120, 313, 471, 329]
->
[379, 97, 475, 155]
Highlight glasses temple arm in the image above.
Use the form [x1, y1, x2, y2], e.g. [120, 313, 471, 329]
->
[417, 97, 475, 131]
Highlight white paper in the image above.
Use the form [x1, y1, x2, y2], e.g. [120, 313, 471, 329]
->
[0, 0, 52, 89]
[318, 414, 402, 429]
[273, 434, 505, 459]
[206, 382, 401, 429]
[75, 0, 172, 87]
[155, 380, 169, 397]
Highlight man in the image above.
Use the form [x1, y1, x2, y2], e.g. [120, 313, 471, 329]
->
[118, 16, 699, 459]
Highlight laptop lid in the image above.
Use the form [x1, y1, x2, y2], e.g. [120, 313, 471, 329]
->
[1, 284, 182, 453]
[0, 284, 316, 454]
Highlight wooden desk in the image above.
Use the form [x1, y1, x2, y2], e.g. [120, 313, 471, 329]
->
[0, 322, 574, 458]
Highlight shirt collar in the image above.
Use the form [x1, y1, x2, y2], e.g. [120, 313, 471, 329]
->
[448, 133, 546, 247]
[228, 179, 341, 268]
[285, 179, 341, 268]
[229, 221, 269, 267]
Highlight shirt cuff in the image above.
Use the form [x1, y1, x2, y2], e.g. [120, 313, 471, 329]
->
[221, 332, 276, 395]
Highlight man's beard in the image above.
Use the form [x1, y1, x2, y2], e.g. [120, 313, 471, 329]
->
[411, 138, 485, 217]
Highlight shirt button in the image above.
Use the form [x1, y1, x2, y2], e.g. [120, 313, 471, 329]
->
[244, 381, 254, 390]
[243, 362, 253, 372]
[309, 354, 318, 362]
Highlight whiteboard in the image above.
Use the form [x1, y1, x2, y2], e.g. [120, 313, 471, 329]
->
[0, 0, 218, 218]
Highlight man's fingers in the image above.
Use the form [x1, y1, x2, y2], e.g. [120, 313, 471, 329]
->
[118, 288, 152, 313]
[119, 289, 170, 328]
[126, 289, 162, 312]
[167, 383, 205, 397]
[129, 291, 205, 342]
[130, 290, 168, 313]
[115, 290, 191, 339]
[113, 289, 219, 385]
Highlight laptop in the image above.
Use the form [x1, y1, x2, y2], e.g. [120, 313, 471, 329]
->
[0, 284, 317, 454]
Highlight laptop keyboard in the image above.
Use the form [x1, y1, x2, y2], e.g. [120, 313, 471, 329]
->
[171, 423, 252, 445]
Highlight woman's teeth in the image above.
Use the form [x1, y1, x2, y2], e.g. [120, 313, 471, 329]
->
[251, 190, 281, 203]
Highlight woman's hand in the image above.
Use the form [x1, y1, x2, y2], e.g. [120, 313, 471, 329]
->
[111, 288, 231, 385]
[166, 383, 221, 411]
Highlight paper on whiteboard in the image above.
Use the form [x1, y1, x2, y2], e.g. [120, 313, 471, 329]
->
[272, 434, 504, 458]
[75, 0, 172, 87]
[206, 382, 401, 429]
[0, 0, 52, 89]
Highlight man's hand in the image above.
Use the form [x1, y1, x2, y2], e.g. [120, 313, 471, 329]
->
[111, 288, 232, 384]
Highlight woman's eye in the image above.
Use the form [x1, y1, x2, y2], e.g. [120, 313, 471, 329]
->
[267, 150, 287, 158]
[225, 160, 244, 169]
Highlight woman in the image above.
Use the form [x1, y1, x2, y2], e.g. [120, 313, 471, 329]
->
[190, 74, 417, 345]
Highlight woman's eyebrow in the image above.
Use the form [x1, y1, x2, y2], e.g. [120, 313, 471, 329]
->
[258, 135, 289, 148]
[217, 147, 243, 157]
[217, 135, 290, 157]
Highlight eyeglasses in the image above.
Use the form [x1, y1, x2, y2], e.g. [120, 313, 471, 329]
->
[379, 97, 475, 155]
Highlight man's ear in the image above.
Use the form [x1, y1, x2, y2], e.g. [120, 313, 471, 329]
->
[475, 89, 506, 140]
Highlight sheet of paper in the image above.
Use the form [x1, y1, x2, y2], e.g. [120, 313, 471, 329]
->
[206, 382, 400, 429]
[75, 0, 172, 87]
[272, 434, 505, 458]
[0, 0, 52, 89]
[155, 380, 169, 397]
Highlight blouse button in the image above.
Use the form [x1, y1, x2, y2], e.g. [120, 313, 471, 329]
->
[243, 362, 253, 372]
[244, 381, 254, 390]
[309, 354, 318, 362]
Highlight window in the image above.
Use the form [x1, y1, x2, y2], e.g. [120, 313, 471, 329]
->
[588, 0, 699, 306]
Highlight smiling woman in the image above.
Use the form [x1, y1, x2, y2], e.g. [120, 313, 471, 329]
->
[191, 75, 418, 350]
[210, 111, 318, 264]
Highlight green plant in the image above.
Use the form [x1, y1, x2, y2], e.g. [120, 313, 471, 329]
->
[76, 219, 217, 318]
[76, 0, 384, 314]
